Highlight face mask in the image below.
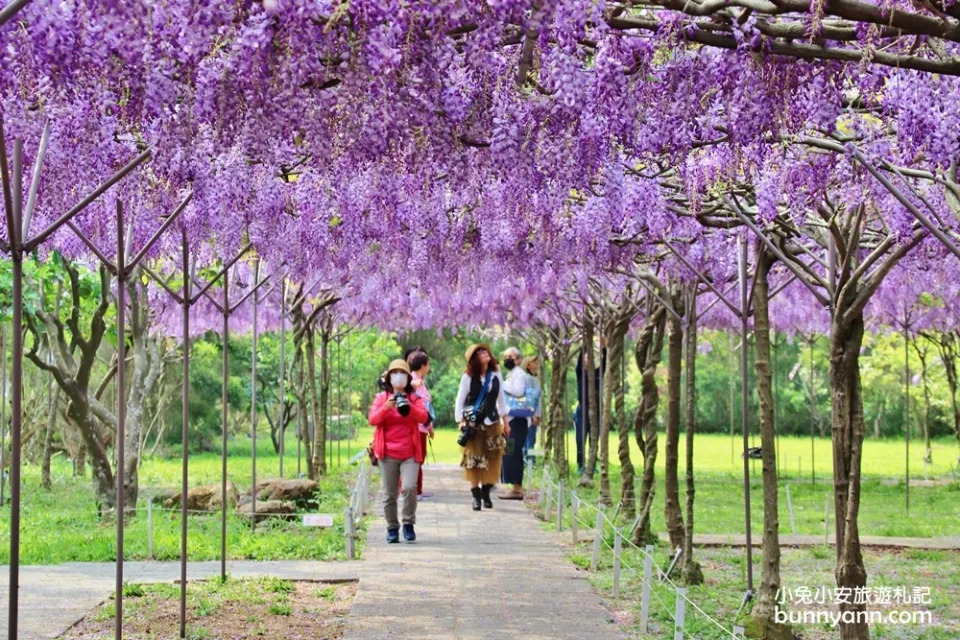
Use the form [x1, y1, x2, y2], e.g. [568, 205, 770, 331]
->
[504, 357, 516, 370]
[389, 372, 408, 389]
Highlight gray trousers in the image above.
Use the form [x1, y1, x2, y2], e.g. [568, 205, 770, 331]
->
[380, 456, 419, 529]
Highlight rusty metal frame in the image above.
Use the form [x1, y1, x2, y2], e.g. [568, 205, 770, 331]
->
[1, 118, 152, 640]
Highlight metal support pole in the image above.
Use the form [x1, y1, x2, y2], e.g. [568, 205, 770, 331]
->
[251, 260, 260, 530]
[674, 587, 687, 640]
[1, 326, 6, 507]
[337, 335, 342, 469]
[114, 201, 127, 640]
[220, 269, 229, 581]
[278, 279, 286, 478]
[612, 528, 622, 599]
[5, 134, 24, 640]
[179, 228, 190, 640]
[904, 321, 911, 514]
[809, 337, 816, 485]
[346, 332, 352, 462]
[729, 330, 736, 465]
[738, 236, 754, 592]
[640, 545, 654, 633]
[590, 505, 605, 571]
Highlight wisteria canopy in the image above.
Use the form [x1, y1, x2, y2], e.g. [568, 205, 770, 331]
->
[0, 0, 958, 332]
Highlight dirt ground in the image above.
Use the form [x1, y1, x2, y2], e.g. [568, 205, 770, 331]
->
[63, 578, 357, 640]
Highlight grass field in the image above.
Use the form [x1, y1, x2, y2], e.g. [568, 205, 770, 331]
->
[1, 428, 957, 565]
[527, 468, 960, 640]
[0, 435, 367, 565]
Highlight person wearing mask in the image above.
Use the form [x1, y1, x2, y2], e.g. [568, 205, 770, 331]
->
[520, 355, 542, 461]
[454, 343, 509, 511]
[574, 338, 606, 475]
[500, 346, 532, 499]
[407, 348, 435, 500]
[368, 359, 429, 543]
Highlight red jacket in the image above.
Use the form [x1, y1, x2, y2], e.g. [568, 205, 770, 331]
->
[368, 390, 429, 463]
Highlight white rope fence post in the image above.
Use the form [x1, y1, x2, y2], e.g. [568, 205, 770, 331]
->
[612, 528, 622, 599]
[590, 505, 605, 571]
[674, 587, 687, 640]
[556, 480, 564, 532]
[345, 505, 356, 559]
[640, 544, 654, 633]
[539, 468, 549, 513]
[785, 484, 797, 535]
[824, 493, 831, 544]
[147, 500, 154, 560]
[571, 493, 579, 544]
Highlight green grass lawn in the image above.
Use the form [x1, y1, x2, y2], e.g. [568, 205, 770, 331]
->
[0, 434, 367, 565]
[1, 428, 956, 565]
[530, 470, 960, 640]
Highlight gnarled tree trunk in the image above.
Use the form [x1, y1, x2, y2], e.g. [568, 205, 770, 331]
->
[663, 286, 686, 551]
[632, 302, 666, 546]
[830, 309, 869, 640]
[680, 288, 702, 585]
[546, 335, 572, 477]
[748, 247, 791, 639]
[582, 315, 598, 484]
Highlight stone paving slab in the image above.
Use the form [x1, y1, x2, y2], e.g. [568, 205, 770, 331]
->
[341, 466, 623, 640]
[0, 559, 364, 639]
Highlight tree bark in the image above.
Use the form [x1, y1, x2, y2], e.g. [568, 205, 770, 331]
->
[681, 288, 703, 585]
[632, 303, 666, 546]
[306, 327, 322, 479]
[748, 247, 792, 638]
[830, 311, 869, 640]
[602, 310, 631, 509]
[663, 286, 686, 551]
[26, 265, 117, 513]
[913, 340, 933, 463]
[607, 314, 634, 521]
[121, 273, 162, 514]
[582, 316, 598, 484]
[615, 343, 631, 519]
[546, 336, 572, 477]
[41, 385, 60, 490]
[319, 324, 331, 472]
[938, 331, 960, 453]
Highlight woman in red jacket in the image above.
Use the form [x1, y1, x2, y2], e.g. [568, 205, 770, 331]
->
[368, 359, 429, 543]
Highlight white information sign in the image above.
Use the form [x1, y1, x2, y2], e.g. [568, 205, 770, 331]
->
[303, 514, 335, 527]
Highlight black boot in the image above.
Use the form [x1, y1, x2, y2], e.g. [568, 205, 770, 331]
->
[481, 484, 493, 509]
[471, 487, 482, 511]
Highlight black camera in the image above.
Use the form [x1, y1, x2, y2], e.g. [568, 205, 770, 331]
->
[457, 423, 478, 447]
[457, 407, 479, 446]
[394, 392, 411, 417]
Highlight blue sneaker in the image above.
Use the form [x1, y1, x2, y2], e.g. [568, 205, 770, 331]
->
[386, 528, 400, 544]
[402, 524, 416, 542]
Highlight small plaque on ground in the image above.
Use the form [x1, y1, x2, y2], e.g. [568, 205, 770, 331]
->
[303, 514, 334, 527]
[527, 448, 545, 457]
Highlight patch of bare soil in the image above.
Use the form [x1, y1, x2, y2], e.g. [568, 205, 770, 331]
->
[62, 578, 357, 640]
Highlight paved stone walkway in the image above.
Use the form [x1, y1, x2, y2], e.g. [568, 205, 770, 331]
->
[341, 465, 623, 640]
[0, 559, 363, 639]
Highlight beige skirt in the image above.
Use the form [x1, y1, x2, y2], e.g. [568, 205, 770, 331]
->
[460, 419, 506, 485]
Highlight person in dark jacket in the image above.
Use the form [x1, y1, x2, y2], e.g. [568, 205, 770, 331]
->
[574, 341, 606, 475]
